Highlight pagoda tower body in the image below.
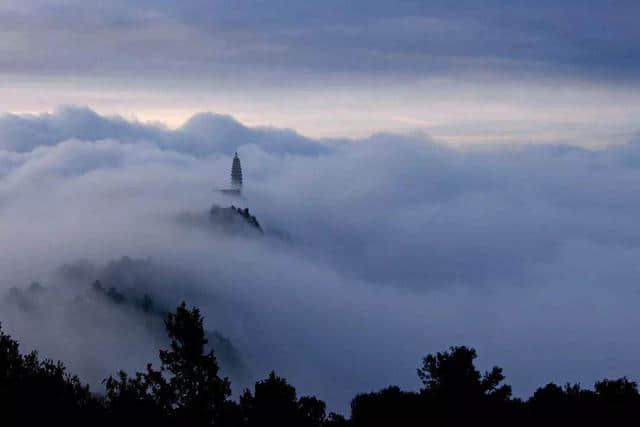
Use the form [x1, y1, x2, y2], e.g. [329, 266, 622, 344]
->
[231, 152, 243, 189]
[220, 152, 243, 196]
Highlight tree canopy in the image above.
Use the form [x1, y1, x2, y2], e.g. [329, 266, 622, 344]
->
[2, 302, 640, 426]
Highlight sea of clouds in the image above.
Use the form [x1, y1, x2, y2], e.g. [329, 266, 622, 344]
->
[1, 106, 640, 412]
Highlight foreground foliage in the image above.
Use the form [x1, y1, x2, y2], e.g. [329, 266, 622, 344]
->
[1, 302, 639, 426]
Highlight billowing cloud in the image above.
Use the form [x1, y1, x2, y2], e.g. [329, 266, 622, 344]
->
[1, 108, 640, 413]
[0, 106, 329, 156]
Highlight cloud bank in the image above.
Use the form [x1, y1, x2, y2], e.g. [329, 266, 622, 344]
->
[1, 107, 640, 413]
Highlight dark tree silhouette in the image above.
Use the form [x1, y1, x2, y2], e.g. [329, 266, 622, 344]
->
[104, 302, 236, 426]
[417, 345, 511, 400]
[595, 377, 639, 405]
[240, 370, 329, 427]
[0, 324, 103, 426]
[157, 303, 232, 425]
[526, 378, 640, 423]
[104, 370, 167, 426]
[5, 298, 640, 426]
[351, 386, 422, 427]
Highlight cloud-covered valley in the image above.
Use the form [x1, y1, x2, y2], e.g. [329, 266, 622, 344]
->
[1, 107, 640, 413]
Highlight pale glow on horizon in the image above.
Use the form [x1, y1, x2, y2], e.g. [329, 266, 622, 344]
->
[2, 74, 640, 148]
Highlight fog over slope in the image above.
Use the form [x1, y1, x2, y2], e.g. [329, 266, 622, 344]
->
[1, 107, 640, 412]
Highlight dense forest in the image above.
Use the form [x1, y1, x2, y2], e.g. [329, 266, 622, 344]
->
[1, 302, 638, 426]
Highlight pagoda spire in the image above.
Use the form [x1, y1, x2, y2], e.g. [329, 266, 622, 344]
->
[231, 152, 243, 189]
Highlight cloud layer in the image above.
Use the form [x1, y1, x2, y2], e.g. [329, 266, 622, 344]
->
[2, 1, 639, 81]
[1, 107, 640, 413]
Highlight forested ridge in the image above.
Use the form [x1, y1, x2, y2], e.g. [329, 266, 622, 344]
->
[1, 301, 638, 426]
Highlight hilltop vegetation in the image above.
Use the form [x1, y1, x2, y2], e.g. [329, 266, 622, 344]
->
[2, 257, 252, 388]
[177, 205, 263, 237]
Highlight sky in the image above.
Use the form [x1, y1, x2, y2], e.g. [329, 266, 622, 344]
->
[2, 0, 640, 415]
[1, 0, 640, 145]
